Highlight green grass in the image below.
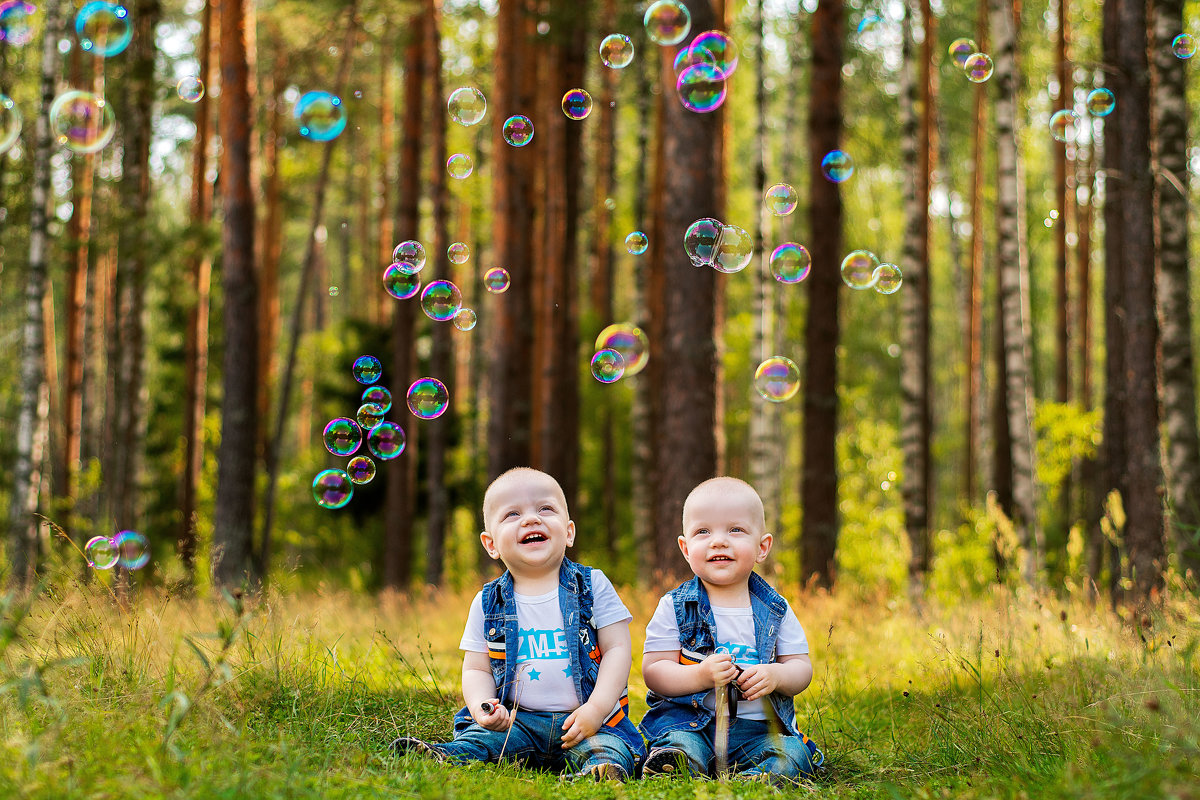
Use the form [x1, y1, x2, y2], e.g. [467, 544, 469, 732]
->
[1, 581, 1197, 799]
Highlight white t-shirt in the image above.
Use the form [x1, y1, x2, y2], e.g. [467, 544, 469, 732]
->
[460, 569, 632, 712]
[642, 594, 809, 721]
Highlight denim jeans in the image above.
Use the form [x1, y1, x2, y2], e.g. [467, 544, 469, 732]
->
[438, 710, 639, 775]
[646, 718, 817, 781]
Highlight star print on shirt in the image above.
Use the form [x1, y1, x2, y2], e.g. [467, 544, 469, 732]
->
[527, 668, 542, 681]
[562, 665, 573, 678]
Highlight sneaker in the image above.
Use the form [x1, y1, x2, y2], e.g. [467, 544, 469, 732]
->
[389, 736, 447, 763]
[563, 762, 629, 782]
[642, 746, 688, 777]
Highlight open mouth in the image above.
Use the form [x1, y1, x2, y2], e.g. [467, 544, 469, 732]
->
[520, 532, 549, 544]
[708, 555, 734, 563]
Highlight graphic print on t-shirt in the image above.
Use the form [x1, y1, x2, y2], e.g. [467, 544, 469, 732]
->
[715, 641, 760, 665]
[517, 627, 573, 682]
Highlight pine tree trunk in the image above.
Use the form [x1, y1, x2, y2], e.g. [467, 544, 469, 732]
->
[966, 0, 989, 505]
[257, 43, 287, 466]
[990, 0, 1042, 583]
[1053, 0, 1072, 404]
[801, 0, 844, 588]
[1152, 0, 1200, 583]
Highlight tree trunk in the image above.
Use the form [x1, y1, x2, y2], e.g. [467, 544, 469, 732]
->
[257, 39, 287, 471]
[990, 0, 1042, 583]
[1152, 0, 1200, 584]
[800, 0, 844, 588]
[211, 0, 261, 588]
[1053, 0, 1072, 405]
[966, 0, 989, 505]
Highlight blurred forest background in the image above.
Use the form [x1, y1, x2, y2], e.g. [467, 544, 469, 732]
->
[1, 0, 1198, 605]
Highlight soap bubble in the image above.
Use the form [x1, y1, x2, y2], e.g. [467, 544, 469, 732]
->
[49, 90, 116, 153]
[857, 14, 882, 35]
[346, 455, 376, 484]
[502, 114, 534, 146]
[599, 33, 634, 68]
[368, 422, 406, 459]
[754, 356, 801, 402]
[948, 38, 977, 69]
[295, 90, 346, 141]
[391, 240, 426, 271]
[0, 2, 36, 46]
[448, 242, 470, 264]
[841, 250, 881, 289]
[595, 323, 649, 377]
[821, 149, 854, 183]
[1085, 87, 1115, 117]
[0, 94, 21, 154]
[447, 153, 473, 179]
[114, 530, 150, 569]
[484, 267, 511, 293]
[85, 535, 119, 569]
[328, 285, 339, 297]
[353, 355, 382, 384]
[176, 76, 205, 103]
[770, 243, 811, 284]
[407, 377, 449, 419]
[453, 308, 477, 331]
[323, 417, 363, 457]
[356, 402, 385, 431]
[312, 469, 353, 509]
[448, 86, 486, 126]
[626, 231, 649, 255]
[644, 0, 691, 46]
[873, 263, 903, 294]
[764, 183, 798, 216]
[673, 43, 716, 75]
[1049, 109, 1080, 142]
[688, 30, 738, 76]
[684, 217, 723, 267]
[713, 224, 753, 274]
[964, 52, 994, 82]
[76, 1, 132, 57]
[421, 279, 463, 322]
[362, 385, 392, 413]
[383, 264, 421, 299]
[562, 89, 593, 120]
[591, 348, 625, 383]
[1172, 33, 1196, 59]
[676, 62, 727, 113]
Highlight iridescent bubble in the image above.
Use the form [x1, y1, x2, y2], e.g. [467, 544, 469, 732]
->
[447, 153, 473, 179]
[591, 348, 626, 384]
[873, 263, 903, 294]
[964, 52, 994, 83]
[562, 89, 593, 120]
[595, 323, 649, 377]
[676, 62, 727, 113]
[0, 1, 36, 47]
[407, 377, 449, 420]
[754, 356, 801, 403]
[684, 217, 723, 267]
[948, 38, 978, 69]
[346, 455, 376, 484]
[688, 30, 738, 76]
[821, 150, 854, 183]
[857, 14, 882, 35]
[1172, 33, 1197, 59]
[447, 241, 470, 264]
[85, 535, 119, 569]
[841, 249, 881, 289]
[447, 86, 487, 126]
[672, 43, 716, 75]
[453, 308, 477, 331]
[0, 94, 21, 155]
[328, 285, 339, 297]
[391, 240, 426, 272]
[626, 231, 649, 255]
[313, 469, 353, 509]
[599, 33, 634, 68]
[1049, 109, 1080, 142]
[713, 224, 753, 274]
[362, 385, 392, 413]
[295, 90, 346, 141]
[368, 421, 407, 459]
[770, 243, 812, 284]
[177, 76, 205, 103]
[764, 183, 798, 216]
[357, 402, 385, 430]
[421, 279, 463, 322]
[484, 267, 510, 293]
[644, 0, 691, 46]
[1085, 87, 1115, 117]
[502, 114, 534, 146]
[323, 417, 363, 457]
[76, 1, 132, 57]
[114, 530, 150, 570]
[352, 355, 382, 384]
[382, 263, 421, 299]
[50, 90, 116, 153]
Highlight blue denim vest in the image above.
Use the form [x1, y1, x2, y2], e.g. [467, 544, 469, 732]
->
[639, 573, 823, 766]
[451, 558, 646, 762]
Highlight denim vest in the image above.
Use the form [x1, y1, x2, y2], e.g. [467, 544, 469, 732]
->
[451, 558, 646, 762]
[639, 573, 823, 766]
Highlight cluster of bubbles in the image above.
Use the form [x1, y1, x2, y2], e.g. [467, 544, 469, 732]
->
[591, 323, 649, 384]
[85, 530, 150, 570]
[840, 250, 903, 294]
[949, 38, 994, 84]
[0, 1, 36, 46]
[683, 218, 754, 273]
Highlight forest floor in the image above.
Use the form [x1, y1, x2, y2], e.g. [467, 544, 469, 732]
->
[1, 578, 1197, 799]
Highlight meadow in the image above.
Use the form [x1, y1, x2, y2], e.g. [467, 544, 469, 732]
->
[1, 579, 1197, 799]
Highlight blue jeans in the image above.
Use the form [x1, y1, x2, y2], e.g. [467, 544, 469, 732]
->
[647, 718, 816, 781]
[438, 710, 639, 775]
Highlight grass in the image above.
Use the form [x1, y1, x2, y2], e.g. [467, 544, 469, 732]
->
[1, 579, 1198, 799]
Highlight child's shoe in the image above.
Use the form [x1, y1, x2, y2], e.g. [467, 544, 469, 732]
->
[642, 746, 689, 777]
[563, 762, 629, 781]
[389, 736, 447, 762]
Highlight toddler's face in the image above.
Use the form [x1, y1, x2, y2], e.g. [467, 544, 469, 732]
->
[480, 473, 575, 576]
[678, 486, 771, 590]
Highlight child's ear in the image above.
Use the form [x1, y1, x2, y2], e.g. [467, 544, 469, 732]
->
[479, 530, 502, 560]
[677, 534, 690, 560]
[566, 520, 576, 547]
[756, 532, 774, 562]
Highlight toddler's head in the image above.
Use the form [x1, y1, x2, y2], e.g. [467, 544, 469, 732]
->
[678, 477, 772, 588]
[480, 468, 575, 575]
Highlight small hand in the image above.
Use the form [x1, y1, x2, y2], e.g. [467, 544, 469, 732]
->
[560, 701, 606, 749]
[700, 652, 739, 688]
[473, 698, 512, 731]
[736, 663, 780, 701]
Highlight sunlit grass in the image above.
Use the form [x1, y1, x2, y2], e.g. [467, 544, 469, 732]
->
[1, 578, 1197, 798]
